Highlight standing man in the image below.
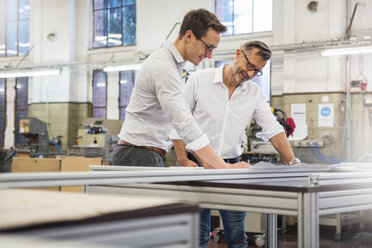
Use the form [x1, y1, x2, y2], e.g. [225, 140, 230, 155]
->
[170, 41, 300, 247]
[113, 9, 250, 169]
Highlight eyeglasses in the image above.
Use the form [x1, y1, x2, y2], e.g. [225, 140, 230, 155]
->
[241, 49, 263, 77]
[194, 33, 216, 54]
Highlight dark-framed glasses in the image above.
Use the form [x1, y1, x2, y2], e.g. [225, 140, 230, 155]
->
[194, 33, 216, 54]
[241, 49, 263, 77]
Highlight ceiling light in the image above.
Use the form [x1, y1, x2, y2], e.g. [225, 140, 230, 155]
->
[103, 64, 142, 72]
[0, 68, 61, 78]
[320, 44, 372, 56]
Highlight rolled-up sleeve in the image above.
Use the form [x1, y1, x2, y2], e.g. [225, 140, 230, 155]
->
[152, 64, 209, 149]
[168, 128, 181, 139]
[254, 91, 284, 142]
[168, 74, 209, 150]
[169, 129, 209, 150]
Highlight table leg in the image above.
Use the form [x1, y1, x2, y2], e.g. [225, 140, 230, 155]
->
[298, 192, 319, 248]
[266, 214, 277, 248]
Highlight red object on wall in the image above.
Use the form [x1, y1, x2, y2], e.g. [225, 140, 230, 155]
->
[285, 117, 296, 137]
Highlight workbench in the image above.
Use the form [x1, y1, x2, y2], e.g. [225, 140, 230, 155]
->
[86, 164, 372, 248]
[0, 189, 199, 248]
[1, 163, 372, 248]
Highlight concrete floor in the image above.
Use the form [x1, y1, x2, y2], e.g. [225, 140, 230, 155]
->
[208, 225, 372, 248]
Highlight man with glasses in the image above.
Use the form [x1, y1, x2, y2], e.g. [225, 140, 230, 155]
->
[170, 41, 299, 247]
[113, 8, 251, 169]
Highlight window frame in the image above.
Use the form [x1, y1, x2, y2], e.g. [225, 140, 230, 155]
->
[14, 77, 29, 146]
[118, 70, 135, 120]
[91, 0, 136, 49]
[92, 69, 108, 119]
[0, 0, 30, 57]
[215, 0, 273, 36]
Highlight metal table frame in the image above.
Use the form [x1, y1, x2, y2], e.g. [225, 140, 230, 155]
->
[1, 166, 372, 248]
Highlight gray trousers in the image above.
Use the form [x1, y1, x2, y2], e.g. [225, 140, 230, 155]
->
[112, 145, 164, 167]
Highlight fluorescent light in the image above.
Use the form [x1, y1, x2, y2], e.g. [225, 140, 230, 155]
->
[103, 64, 142, 72]
[0, 68, 61, 78]
[320, 44, 372, 56]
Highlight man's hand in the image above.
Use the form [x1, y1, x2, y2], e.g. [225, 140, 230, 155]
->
[178, 158, 199, 167]
[228, 161, 252, 169]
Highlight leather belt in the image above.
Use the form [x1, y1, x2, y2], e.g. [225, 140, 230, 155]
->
[118, 140, 165, 158]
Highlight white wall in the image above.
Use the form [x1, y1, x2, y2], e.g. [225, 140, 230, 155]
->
[349, 0, 372, 36]
[271, 0, 372, 95]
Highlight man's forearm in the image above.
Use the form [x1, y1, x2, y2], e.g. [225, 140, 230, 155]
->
[175, 140, 250, 169]
[193, 144, 228, 169]
[172, 139, 188, 162]
[269, 132, 295, 164]
[172, 139, 204, 167]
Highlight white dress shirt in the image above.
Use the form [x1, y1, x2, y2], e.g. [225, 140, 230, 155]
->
[169, 65, 284, 158]
[118, 40, 209, 151]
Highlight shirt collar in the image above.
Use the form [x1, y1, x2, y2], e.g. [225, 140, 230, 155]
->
[161, 40, 185, 64]
[213, 64, 248, 92]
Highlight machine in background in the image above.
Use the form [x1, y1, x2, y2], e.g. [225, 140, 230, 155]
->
[70, 118, 123, 159]
[18, 117, 49, 157]
[242, 108, 290, 164]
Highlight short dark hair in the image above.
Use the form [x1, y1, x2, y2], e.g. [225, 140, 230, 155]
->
[178, 9, 227, 39]
[241, 41, 272, 60]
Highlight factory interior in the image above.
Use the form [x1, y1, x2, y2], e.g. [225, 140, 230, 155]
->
[1, 0, 372, 247]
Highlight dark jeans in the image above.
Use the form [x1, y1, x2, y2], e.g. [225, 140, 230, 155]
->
[112, 145, 164, 167]
[186, 153, 248, 248]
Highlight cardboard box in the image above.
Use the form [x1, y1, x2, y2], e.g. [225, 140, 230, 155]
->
[12, 157, 104, 192]
[12, 157, 60, 191]
[60, 157, 103, 193]
[12, 157, 60, 173]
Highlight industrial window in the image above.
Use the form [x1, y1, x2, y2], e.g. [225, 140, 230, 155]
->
[0, 79, 5, 147]
[92, 0, 136, 48]
[0, 0, 30, 57]
[14, 77, 28, 146]
[215, 0, 272, 35]
[92, 70, 107, 119]
[119, 70, 134, 120]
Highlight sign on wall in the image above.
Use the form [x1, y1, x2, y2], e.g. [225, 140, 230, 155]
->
[318, 103, 334, 127]
[290, 103, 307, 140]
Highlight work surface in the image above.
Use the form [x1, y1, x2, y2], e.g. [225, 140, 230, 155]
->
[86, 163, 372, 217]
[0, 189, 195, 230]
[90, 162, 372, 193]
[1, 162, 372, 248]
[87, 163, 372, 248]
[0, 189, 199, 248]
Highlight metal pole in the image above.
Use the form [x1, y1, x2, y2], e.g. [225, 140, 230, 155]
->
[266, 214, 277, 248]
[346, 55, 352, 160]
[302, 192, 319, 248]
